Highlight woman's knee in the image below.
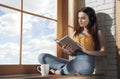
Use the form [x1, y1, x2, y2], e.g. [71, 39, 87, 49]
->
[38, 53, 48, 64]
[66, 58, 94, 75]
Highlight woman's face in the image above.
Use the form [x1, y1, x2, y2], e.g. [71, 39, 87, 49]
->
[78, 12, 89, 28]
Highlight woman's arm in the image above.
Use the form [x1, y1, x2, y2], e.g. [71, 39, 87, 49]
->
[77, 30, 107, 56]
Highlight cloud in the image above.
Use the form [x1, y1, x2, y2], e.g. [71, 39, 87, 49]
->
[23, 34, 56, 53]
[0, 42, 19, 55]
[48, 21, 57, 30]
[0, 0, 21, 10]
[0, 34, 56, 64]
[0, 42, 20, 64]
[0, 13, 20, 36]
[0, 14, 57, 64]
[0, 0, 57, 64]
[1, 0, 57, 19]
[23, 0, 57, 19]
[21, 34, 57, 64]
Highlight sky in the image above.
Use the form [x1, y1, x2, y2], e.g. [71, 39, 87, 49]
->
[0, 0, 57, 64]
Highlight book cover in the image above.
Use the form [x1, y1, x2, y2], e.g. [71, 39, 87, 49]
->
[55, 35, 80, 54]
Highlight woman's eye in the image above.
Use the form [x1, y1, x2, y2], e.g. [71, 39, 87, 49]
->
[81, 17, 85, 20]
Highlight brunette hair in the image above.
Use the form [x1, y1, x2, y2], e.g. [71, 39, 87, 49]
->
[74, 7, 100, 50]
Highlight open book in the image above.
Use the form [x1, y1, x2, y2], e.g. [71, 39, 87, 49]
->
[55, 35, 81, 54]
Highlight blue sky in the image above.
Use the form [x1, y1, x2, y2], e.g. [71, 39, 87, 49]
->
[0, 0, 57, 64]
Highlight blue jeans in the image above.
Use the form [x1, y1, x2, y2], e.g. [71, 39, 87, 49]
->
[38, 51, 95, 75]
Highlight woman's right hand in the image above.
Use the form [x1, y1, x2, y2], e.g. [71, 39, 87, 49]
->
[62, 44, 73, 55]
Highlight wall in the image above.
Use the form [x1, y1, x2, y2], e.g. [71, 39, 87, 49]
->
[84, 0, 117, 79]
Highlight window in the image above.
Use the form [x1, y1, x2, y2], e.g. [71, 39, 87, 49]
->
[0, 8, 20, 64]
[0, 0, 57, 65]
[0, 0, 68, 75]
[22, 14, 57, 64]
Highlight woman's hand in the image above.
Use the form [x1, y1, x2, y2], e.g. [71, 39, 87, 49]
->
[76, 43, 87, 52]
[62, 44, 73, 55]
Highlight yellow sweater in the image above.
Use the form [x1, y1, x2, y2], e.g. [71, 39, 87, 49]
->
[73, 34, 95, 51]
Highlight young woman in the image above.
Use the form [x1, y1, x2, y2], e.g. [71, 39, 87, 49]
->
[38, 7, 107, 75]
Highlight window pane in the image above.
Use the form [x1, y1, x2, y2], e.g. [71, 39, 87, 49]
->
[0, 0, 20, 9]
[22, 13, 57, 64]
[23, 0, 57, 19]
[0, 7, 20, 64]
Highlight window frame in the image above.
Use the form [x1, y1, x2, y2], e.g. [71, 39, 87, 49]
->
[116, 0, 120, 78]
[0, 0, 68, 75]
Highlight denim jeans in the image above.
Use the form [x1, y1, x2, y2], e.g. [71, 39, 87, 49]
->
[38, 51, 95, 75]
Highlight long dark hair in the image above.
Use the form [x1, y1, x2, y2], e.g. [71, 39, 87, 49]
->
[74, 7, 100, 50]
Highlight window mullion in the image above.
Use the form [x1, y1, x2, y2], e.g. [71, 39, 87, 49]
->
[20, 0, 23, 65]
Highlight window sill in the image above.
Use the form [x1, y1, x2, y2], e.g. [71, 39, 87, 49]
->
[0, 74, 105, 79]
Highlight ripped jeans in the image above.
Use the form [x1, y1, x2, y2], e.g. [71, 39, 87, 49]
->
[38, 51, 95, 75]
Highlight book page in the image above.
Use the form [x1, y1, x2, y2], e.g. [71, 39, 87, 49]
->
[55, 35, 80, 53]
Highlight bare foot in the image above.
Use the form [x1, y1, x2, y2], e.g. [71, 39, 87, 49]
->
[50, 69, 61, 75]
[74, 73, 81, 76]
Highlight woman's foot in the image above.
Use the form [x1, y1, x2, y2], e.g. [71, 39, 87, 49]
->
[74, 73, 81, 76]
[49, 69, 61, 75]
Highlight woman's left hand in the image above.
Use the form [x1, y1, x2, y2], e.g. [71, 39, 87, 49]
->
[76, 43, 87, 52]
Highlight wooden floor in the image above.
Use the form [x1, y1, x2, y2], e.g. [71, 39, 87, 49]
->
[0, 74, 105, 79]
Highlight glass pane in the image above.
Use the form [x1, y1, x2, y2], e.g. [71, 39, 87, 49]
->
[23, 0, 57, 19]
[0, 0, 20, 9]
[22, 13, 57, 64]
[0, 7, 20, 64]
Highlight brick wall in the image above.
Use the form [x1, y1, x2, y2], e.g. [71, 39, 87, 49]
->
[84, 0, 117, 79]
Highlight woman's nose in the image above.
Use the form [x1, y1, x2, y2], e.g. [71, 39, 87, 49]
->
[79, 19, 82, 23]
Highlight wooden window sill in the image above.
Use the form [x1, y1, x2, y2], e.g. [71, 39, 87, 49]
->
[0, 74, 105, 79]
